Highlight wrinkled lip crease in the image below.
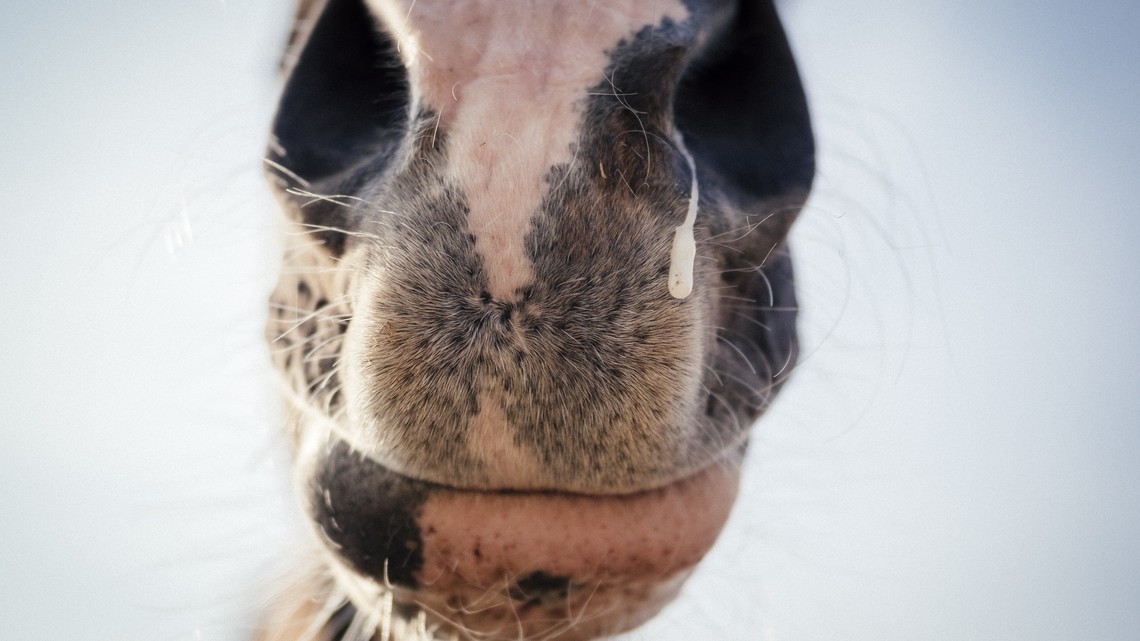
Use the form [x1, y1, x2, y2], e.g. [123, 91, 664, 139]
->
[312, 439, 742, 585]
[317, 463, 740, 640]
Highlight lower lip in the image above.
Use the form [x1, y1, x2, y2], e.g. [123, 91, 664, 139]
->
[393, 461, 741, 639]
[415, 461, 741, 588]
[313, 442, 743, 640]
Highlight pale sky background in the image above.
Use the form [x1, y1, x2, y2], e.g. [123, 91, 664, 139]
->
[2, 1, 1138, 640]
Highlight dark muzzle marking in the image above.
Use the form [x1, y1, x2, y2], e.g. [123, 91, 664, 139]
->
[311, 440, 427, 589]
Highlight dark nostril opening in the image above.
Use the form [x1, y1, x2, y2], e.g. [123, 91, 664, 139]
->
[706, 394, 719, 418]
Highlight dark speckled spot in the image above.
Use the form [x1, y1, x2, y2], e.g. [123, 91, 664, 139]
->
[310, 441, 430, 588]
[509, 571, 572, 605]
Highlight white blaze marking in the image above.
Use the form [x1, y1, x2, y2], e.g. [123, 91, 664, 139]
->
[669, 135, 699, 299]
[368, 0, 690, 300]
[466, 394, 544, 487]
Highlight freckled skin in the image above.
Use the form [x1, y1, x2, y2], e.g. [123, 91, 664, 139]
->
[414, 462, 739, 586]
[310, 438, 739, 641]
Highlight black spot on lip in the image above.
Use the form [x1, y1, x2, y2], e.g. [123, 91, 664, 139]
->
[509, 571, 573, 604]
[310, 441, 429, 588]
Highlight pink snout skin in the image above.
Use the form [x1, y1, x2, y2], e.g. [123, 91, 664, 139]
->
[400, 463, 742, 640]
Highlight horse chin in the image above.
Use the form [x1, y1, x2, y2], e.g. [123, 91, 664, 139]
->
[307, 447, 741, 641]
